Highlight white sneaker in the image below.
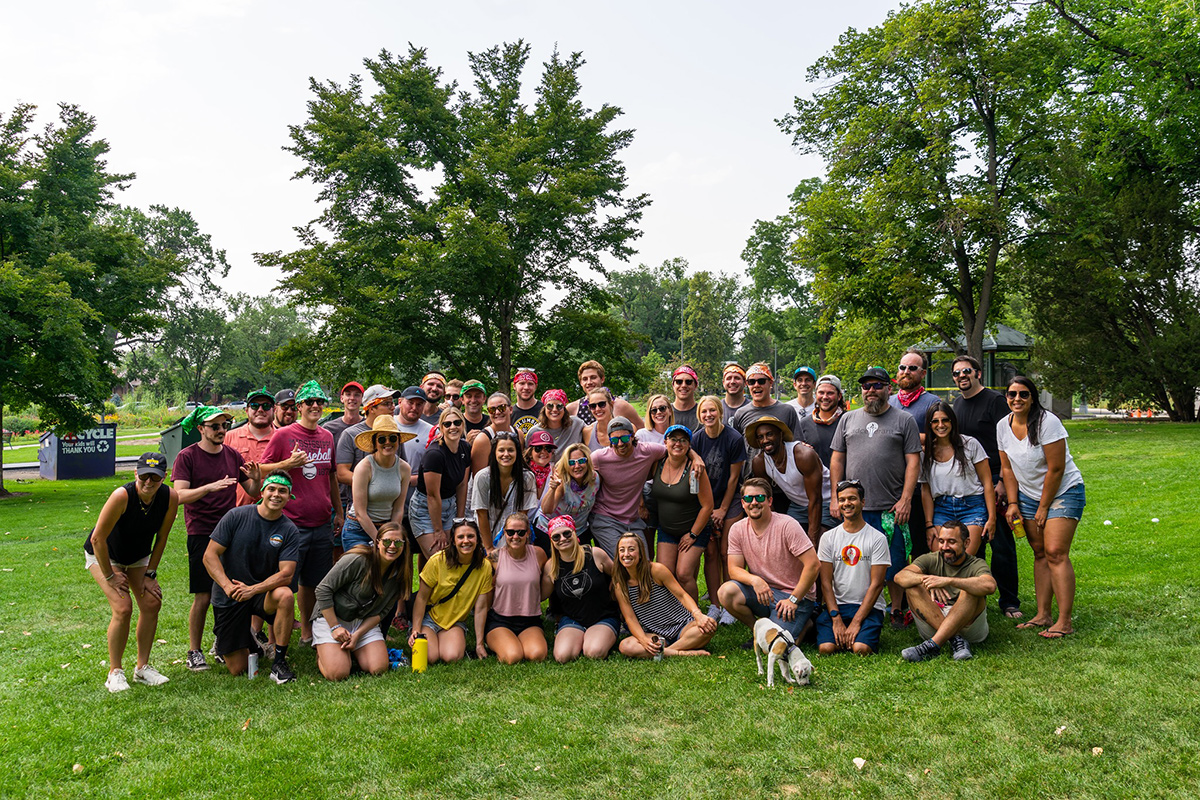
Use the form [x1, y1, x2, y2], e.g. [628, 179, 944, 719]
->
[706, 604, 723, 621]
[105, 668, 130, 693]
[133, 664, 170, 687]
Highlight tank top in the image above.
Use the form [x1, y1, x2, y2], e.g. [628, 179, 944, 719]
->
[493, 546, 542, 617]
[587, 424, 604, 452]
[627, 579, 693, 638]
[353, 454, 404, 522]
[649, 458, 701, 539]
[577, 397, 595, 425]
[764, 442, 831, 509]
[552, 548, 618, 626]
[84, 482, 170, 565]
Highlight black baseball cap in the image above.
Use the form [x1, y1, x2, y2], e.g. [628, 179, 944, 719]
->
[275, 389, 297, 404]
[859, 367, 891, 384]
[401, 386, 429, 402]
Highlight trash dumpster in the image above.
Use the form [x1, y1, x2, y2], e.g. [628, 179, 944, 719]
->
[159, 419, 200, 466]
[38, 424, 117, 480]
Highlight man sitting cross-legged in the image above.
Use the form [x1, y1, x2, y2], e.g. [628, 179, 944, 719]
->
[894, 520, 997, 662]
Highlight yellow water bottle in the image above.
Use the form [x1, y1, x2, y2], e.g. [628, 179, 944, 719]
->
[1011, 516, 1026, 539]
[412, 633, 428, 673]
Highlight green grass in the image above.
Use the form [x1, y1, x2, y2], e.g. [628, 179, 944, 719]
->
[2, 420, 1197, 798]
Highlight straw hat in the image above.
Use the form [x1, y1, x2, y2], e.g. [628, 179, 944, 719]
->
[355, 414, 417, 453]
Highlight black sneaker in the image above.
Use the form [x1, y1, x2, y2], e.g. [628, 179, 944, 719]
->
[890, 609, 911, 631]
[269, 659, 296, 684]
[186, 650, 209, 671]
[949, 635, 973, 661]
[901, 638, 941, 663]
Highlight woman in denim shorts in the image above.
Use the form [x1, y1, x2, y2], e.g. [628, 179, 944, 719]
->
[919, 402, 996, 556]
[998, 376, 1086, 640]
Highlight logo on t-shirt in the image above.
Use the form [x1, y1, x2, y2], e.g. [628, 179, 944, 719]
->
[302, 462, 317, 480]
[562, 570, 593, 599]
[840, 545, 862, 566]
[269, 533, 284, 548]
[866, 422, 879, 438]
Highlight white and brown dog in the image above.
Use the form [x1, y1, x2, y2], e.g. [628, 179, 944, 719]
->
[754, 618, 813, 687]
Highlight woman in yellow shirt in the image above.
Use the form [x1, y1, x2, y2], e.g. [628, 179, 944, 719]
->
[408, 519, 494, 663]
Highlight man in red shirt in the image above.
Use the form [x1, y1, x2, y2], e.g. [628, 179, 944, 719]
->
[225, 387, 278, 507]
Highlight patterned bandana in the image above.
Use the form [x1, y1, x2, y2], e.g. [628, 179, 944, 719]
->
[513, 370, 538, 385]
[541, 388, 568, 406]
[746, 362, 773, 382]
[295, 381, 330, 403]
[672, 365, 698, 382]
[722, 364, 745, 378]
[181, 405, 229, 433]
[422, 373, 446, 388]
[897, 386, 926, 408]
[260, 474, 295, 499]
[547, 515, 576, 534]
[529, 461, 552, 494]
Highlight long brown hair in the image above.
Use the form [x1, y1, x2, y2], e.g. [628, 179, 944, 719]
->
[444, 518, 485, 570]
[348, 521, 411, 599]
[611, 531, 654, 605]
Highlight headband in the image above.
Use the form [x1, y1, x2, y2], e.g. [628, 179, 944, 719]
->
[181, 405, 228, 433]
[722, 364, 746, 378]
[672, 365, 698, 382]
[541, 388, 568, 406]
[746, 363, 774, 382]
[513, 370, 538, 385]
[547, 515, 576, 534]
[422, 373, 445, 387]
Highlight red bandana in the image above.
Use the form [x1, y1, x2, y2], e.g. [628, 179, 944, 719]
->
[897, 386, 926, 407]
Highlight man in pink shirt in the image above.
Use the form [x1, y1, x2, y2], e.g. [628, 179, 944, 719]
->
[589, 416, 667, 555]
[718, 476, 820, 640]
[224, 387, 278, 507]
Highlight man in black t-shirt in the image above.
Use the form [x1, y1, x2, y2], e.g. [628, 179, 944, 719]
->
[511, 368, 544, 436]
[950, 355, 1022, 618]
[204, 475, 300, 684]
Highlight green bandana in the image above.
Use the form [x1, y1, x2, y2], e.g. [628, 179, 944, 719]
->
[295, 380, 329, 404]
[181, 405, 229, 433]
[245, 385, 273, 403]
[260, 474, 296, 500]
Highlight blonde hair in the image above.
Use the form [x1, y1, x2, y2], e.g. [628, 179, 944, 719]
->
[434, 406, 466, 447]
[643, 393, 674, 431]
[696, 395, 725, 435]
[611, 532, 654, 605]
[549, 529, 588, 576]
[553, 443, 595, 488]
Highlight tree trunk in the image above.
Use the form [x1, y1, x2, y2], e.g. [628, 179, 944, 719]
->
[0, 386, 8, 497]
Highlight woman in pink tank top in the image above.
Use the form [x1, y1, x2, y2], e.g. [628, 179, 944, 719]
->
[484, 512, 548, 663]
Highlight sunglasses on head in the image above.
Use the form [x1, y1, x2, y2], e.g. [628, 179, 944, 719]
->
[1006, 390, 1031, 399]
[375, 434, 400, 444]
[380, 538, 404, 550]
[861, 382, 887, 391]
[836, 479, 863, 492]
[742, 493, 767, 504]
[248, 401, 273, 411]
[746, 378, 769, 386]
[205, 421, 232, 431]
[609, 434, 631, 445]
[567, 457, 588, 467]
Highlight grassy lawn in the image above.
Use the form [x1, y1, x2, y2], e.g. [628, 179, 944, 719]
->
[1, 420, 1197, 798]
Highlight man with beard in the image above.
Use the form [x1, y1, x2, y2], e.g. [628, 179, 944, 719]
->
[226, 388, 281, 507]
[745, 417, 826, 545]
[203, 474, 300, 682]
[895, 521, 996, 662]
[567, 360, 643, 429]
[721, 363, 749, 424]
[890, 349, 939, 440]
[172, 406, 261, 671]
[272, 389, 297, 429]
[396, 386, 434, 489]
[420, 372, 447, 425]
[785, 366, 817, 419]
[829, 367, 921, 630]
[511, 368, 544, 437]
[729, 363, 802, 443]
[716, 477, 820, 641]
[259, 381, 342, 645]
[950, 355, 1022, 618]
[670, 365, 700, 430]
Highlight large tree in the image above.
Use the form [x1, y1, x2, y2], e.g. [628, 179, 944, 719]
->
[780, 0, 1065, 365]
[1, 104, 175, 494]
[259, 41, 648, 388]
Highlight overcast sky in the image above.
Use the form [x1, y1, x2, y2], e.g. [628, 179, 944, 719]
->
[4, 0, 901, 294]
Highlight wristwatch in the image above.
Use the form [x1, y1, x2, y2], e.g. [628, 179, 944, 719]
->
[144, 569, 157, 580]
[829, 608, 841, 618]
[787, 594, 799, 605]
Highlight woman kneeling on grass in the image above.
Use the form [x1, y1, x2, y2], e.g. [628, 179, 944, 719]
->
[312, 522, 411, 680]
[485, 512, 548, 664]
[542, 515, 620, 662]
[613, 532, 716, 658]
[86, 452, 179, 692]
[409, 519, 494, 663]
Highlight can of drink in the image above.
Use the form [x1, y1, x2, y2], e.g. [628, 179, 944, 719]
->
[651, 634, 663, 661]
[689, 469, 699, 495]
[1011, 517, 1026, 539]
[247, 653, 258, 679]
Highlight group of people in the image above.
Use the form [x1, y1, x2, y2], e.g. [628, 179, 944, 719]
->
[83, 355, 1085, 691]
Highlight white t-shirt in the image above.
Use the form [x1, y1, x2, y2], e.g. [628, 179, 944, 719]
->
[785, 398, 815, 420]
[469, 468, 539, 544]
[919, 435, 988, 498]
[639, 429, 665, 445]
[817, 523, 890, 610]
[996, 413, 1083, 500]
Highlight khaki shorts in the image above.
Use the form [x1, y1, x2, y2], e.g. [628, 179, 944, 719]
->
[914, 600, 989, 643]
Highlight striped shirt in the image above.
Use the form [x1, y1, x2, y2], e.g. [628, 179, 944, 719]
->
[627, 580, 693, 641]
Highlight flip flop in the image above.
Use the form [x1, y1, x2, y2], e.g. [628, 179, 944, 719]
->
[1039, 629, 1074, 639]
[1003, 608, 1025, 620]
[1016, 620, 1049, 630]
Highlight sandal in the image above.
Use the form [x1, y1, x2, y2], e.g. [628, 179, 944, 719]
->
[1002, 607, 1024, 620]
[1016, 620, 1049, 630]
[1039, 629, 1074, 639]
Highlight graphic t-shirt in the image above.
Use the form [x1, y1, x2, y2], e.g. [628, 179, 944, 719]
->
[830, 406, 921, 512]
[817, 522, 890, 610]
[261, 423, 336, 528]
[511, 400, 544, 437]
[209, 505, 300, 607]
[171, 444, 245, 536]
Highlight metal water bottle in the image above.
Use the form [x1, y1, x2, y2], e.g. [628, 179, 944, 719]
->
[247, 653, 258, 679]
[412, 633, 428, 673]
[651, 634, 663, 661]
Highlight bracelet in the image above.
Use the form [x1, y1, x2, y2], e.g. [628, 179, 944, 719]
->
[104, 572, 116, 582]
[331, 623, 344, 631]
[925, 523, 935, 529]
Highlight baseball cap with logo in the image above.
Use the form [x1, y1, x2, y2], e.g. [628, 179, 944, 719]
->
[137, 452, 167, 479]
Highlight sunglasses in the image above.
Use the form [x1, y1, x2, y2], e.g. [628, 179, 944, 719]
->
[609, 434, 631, 445]
[1006, 390, 1031, 399]
[531, 445, 555, 453]
[488, 405, 510, 414]
[649, 406, 669, 414]
[380, 538, 404, 550]
[139, 473, 164, 483]
[441, 419, 464, 428]
[205, 421, 232, 431]
[301, 398, 325, 407]
[590, 400, 609, 410]
[504, 528, 528, 538]
[279, 402, 297, 410]
[550, 531, 575, 542]
[545, 403, 565, 411]
[445, 393, 461, 401]
[746, 378, 769, 386]
[369, 398, 396, 409]
[248, 402, 273, 411]
[897, 364, 922, 372]
[674, 378, 695, 386]
[861, 382, 887, 391]
[567, 457, 588, 467]
[742, 493, 767, 504]
[951, 368, 975, 377]
[375, 434, 400, 444]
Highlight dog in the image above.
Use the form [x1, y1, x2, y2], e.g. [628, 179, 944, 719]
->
[753, 617, 813, 687]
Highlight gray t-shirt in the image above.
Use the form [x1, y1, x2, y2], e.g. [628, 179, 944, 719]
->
[817, 522, 890, 610]
[671, 403, 699, 432]
[395, 417, 434, 501]
[209, 505, 300, 608]
[730, 401, 803, 458]
[335, 420, 372, 510]
[528, 416, 585, 450]
[722, 397, 749, 425]
[831, 406, 921, 511]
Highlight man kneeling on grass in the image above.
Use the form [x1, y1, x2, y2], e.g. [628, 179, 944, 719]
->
[894, 521, 996, 662]
[203, 475, 300, 684]
[815, 480, 889, 656]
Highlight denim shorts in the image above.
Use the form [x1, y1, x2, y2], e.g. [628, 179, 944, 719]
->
[1017, 483, 1086, 522]
[734, 582, 817, 640]
[657, 522, 712, 548]
[555, 614, 620, 636]
[408, 490, 457, 537]
[341, 516, 384, 550]
[933, 494, 989, 527]
[814, 603, 885, 651]
[421, 612, 467, 636]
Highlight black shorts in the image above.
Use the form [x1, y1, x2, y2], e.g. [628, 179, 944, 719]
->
[213, 595, 275, 656]
[294, 524, 334, 589]
[485, 610, 544, 636]
[187, 535, 213, 595]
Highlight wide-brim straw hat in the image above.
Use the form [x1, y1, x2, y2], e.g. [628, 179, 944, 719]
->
[355, 415, 417, 453]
